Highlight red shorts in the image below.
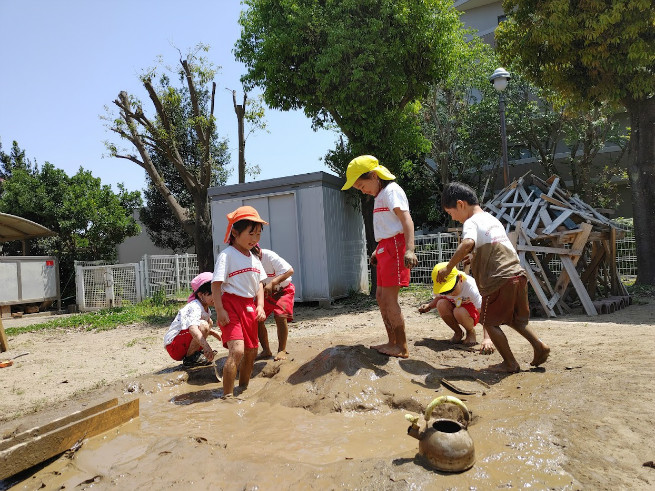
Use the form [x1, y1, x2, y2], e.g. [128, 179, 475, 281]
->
[376, 234, 410, 287]
[455, 301, 480, 326]
[220, 292, 259, 350]
[166, 330, 195, 361]
[264, 283, 295, 320]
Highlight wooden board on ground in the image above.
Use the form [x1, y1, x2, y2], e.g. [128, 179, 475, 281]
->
[0, 398, 139, 480]
[0, 316, 7, 352]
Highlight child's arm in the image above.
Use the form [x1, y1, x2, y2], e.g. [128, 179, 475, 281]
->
[264, 267, 294, 297]
[418, 295, 446, 313]
[393, 208, 418, 268]
[211, 281, 230, 327]
[188, 324, 215, 361]
[436, 239, 475, 283]
[255, 282, 266, 322]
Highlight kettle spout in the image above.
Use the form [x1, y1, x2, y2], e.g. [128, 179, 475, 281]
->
[407, 423, 421, 440]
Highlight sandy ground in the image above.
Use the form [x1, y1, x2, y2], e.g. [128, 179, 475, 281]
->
[1, 291, 654, 490]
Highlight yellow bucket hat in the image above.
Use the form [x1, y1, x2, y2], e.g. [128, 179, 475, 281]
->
[341, 155, 396, 190]
[431, 262, 460, 294]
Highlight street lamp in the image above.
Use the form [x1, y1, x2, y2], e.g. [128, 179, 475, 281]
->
[489, 67, 511, 186]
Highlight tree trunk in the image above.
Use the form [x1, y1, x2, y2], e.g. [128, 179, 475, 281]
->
[193, 196, 214, 272]
[361, 196, 377, 297]
[625, 97, 655, 285]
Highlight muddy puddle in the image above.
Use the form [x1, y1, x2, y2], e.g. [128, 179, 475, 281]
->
[3, 344, 579, 490]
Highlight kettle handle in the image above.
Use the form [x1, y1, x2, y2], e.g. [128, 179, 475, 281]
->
[424, 395, 470, 428]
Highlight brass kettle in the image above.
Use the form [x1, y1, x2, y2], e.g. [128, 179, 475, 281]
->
[406, 395, 475, 472]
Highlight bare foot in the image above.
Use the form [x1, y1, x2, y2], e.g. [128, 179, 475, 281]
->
[484, 361, 520, 373]
[377, 344, 409, 359]
[370, 342, 393, 352]
[448, 333, 464, 344]
[479, 339, 495, 355]
[255, 351, 273, 361]
[530, 343, 550, 367]
[274, 350, 288, 361]
[463, 330, 477, 347]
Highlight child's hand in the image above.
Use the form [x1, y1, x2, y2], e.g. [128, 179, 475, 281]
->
[202, 344, 215, 362]
[370, 251, 377, 266]
[436, 266, 451, 283]
[263, 282, 274, 297]
[418, 303, 431, 314]
[255, 305, 266, 322]
[404, 250, 418, 269]
[209, 329, 222, 342]
[216, 307, 230, 327]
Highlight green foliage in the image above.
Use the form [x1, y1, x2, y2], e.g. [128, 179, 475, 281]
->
[0, 158, 142, 298]
[0, 139, 37, 180]
[236, 0, 465, 170]
[3, 297, 181, 336]
[496, 0, 655, 107]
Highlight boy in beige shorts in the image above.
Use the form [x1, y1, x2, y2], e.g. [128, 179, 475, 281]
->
[436, 182, 550, 373]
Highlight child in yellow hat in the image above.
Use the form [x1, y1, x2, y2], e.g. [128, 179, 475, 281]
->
[418, 263, 494, 354]
[342, 155, 418, 359]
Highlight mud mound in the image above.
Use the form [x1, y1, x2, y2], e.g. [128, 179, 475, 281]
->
[254, 344, 426, 415]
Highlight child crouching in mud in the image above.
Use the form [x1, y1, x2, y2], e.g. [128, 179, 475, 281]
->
[419, 262, 495, 354]
[437, 182, 550, 372]
[164, 272, 221, 367]
[212, 206, 268, 398]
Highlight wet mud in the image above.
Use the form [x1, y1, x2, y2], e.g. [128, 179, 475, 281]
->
[2, 296, 655, 490]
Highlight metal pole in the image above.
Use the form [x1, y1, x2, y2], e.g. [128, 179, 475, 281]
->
[499, 92, 509, 186]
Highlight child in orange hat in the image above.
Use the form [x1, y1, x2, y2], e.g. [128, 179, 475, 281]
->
[164, 272, 222, 367]
[342, 155, 418, 359]
[211, 206, 268, 397]
[418, 262, 494, 354]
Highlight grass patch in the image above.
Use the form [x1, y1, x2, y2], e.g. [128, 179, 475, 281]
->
[4, 298, 182, 336]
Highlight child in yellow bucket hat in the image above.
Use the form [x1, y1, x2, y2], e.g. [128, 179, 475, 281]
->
[342, 155, 418, 359]
[418, 262, 494, 353]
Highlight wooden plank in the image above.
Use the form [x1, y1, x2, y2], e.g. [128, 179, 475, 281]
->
[0, 317, 7, 353]
[0, 399, 139, 480]
[561, 255, 598, 315]
[539, 208, 553, 227]
[542, 209, 574, 235]
[546, 177, 560, 197]
[554, 223, 593, 298]
[521, 255, 556, 317]
[540, 194, 570, 208]
[0, 399, 119, 452]
[516, 244, 582, 256]
[609, 228, 620, 296]
[522, 196, 543, 232]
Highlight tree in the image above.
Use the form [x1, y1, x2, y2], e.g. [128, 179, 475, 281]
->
[105, 45, 228, 271]
[0, 162, 141, 298]
[0, 139, 36, 181]
[235, 0, 467, 290]
[496, 0, 655, 284]
[231, 90, 267, 183]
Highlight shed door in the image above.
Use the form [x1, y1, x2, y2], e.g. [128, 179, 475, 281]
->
[244, 193, 302, 300]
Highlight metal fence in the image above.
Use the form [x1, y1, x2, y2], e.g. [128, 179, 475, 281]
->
[410, 226, 637, 286]
[75, 254, 199, 311]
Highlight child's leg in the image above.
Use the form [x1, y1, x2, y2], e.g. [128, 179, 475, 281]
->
[453, 307, 476, 345]
[256, 321, 273, 359]
[238, 347, 258, 388]
[373, 286, 408, 358]
[223, 340, 245, 397]
[510, 323, 550, 367]
[186, 320, 211, 357]
[273, 316, 288, 361]
[483, 324, 520, 372]
[436, 300, 464, 343]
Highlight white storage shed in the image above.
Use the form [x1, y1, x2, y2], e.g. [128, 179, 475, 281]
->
[209, 172, 367, 304]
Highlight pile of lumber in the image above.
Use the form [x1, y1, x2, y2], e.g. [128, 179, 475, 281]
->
[482, 172, 630, 317]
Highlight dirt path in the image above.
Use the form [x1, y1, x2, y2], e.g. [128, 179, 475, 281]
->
[1, 292, 654, 490]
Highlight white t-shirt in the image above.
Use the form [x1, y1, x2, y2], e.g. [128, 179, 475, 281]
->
[462, 211, 523, 296]
[213, 245, 267, 298]
[164, 299, 210, 346]
[373, 182, 409, 241]
[260, 249, 293, 288]
[438, 273, 482, 309]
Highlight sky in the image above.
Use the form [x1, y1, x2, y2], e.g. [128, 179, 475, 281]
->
[0, 1, 339, 194]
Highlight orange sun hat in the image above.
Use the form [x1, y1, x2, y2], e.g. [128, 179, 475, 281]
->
[223, 206, 268, 243]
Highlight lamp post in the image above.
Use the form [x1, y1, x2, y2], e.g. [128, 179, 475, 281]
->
[489, 67, 511, 186]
